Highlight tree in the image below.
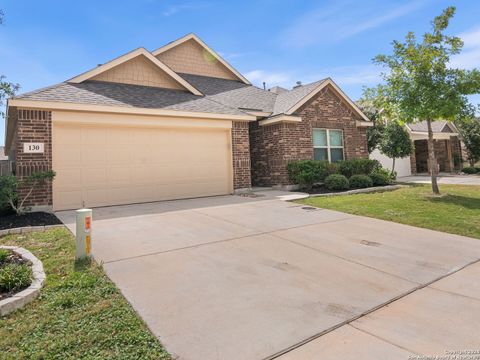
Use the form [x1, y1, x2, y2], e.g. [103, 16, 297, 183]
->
[358, 88, 386, 153]
[368, 7, 480, 195]
[0, 10, 20, 118]
[0, 171, 56, 215]
[458, 118, 480, 166]
[378, 121, 413, 174]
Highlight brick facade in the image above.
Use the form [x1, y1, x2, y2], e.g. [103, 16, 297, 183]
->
[411, 136, 462, 174]
[250, 86, 369, 186]
[231, 121, 251, 189]
[15, 109, 53, 208]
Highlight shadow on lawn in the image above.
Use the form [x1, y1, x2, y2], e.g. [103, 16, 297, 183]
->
[427, 194, 480, 210]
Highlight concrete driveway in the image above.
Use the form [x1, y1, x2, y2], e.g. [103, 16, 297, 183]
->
[399, 174, 480, 185]
[56, 190, 480, 360]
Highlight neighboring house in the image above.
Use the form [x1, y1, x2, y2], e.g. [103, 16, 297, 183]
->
[4, 33, 372, 211]
[371, 120, 462, 176]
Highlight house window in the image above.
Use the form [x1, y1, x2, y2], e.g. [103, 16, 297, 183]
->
[313, 129, 344, 162]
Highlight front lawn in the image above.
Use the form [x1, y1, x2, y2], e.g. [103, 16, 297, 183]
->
[0, 228, 170, 359]
[299, 184, 480, 239]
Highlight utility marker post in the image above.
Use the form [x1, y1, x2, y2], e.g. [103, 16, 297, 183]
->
[76, 208, 92, 260]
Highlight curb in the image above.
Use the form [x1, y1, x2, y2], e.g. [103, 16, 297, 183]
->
[307, 184, 405, 198]
[0, 224, 64, 237]
[0, 246, 46, 316]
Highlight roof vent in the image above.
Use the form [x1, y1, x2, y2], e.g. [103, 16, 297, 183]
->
[293, 81, 302, 89]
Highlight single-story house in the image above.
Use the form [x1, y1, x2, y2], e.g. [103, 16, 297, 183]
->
[4, 34, 372, 211]
[370, 120, 462, 177]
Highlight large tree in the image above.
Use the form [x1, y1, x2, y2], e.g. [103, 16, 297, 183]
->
[368, 6, 480, 194]
[0, 10, 20, 119]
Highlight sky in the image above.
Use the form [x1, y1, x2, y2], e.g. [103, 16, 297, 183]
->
[2, 0, 480, 145]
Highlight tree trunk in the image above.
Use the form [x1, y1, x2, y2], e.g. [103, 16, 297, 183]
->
[392, 157, 396, 174]
[426, 119, 440, 195]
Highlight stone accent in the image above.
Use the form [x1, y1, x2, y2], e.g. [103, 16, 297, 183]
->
[250, 86, 369, 186]
[451, 136, 462, 171]
[412, 137, 462, 174]
[231, 121, 251, 189]
[0, 246, 46, 317]
[410, 142, 417, 175]
[15, 109, 53, 208]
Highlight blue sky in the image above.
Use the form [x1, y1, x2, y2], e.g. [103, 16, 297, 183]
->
[2, 0, 480, 145]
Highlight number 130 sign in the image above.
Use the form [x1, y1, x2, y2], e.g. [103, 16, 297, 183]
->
[23, 143, 44, 153]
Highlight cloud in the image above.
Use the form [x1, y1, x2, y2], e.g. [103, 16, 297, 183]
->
[162, 2, 211, 16]
[244, 70, 293, 88]
[450, 26, 480, 69]
[313, 64, 382, 86]
[281, 0, 428, 48]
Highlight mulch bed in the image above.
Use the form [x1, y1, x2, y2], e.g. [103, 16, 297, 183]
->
[0, 209, 62, 230]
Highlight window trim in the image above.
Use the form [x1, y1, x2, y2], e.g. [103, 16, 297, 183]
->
[313, 128, 345, 162]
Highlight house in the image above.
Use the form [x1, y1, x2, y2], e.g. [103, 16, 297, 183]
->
[4, 34, 372, 211]
[370, 120, 462, 176]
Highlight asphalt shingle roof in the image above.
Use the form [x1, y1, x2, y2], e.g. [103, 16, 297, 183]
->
[272, 79, 327, 115]
[408, 121, 456, 133]
[15, 81, 246, 116]
[15, 74, 331, 118]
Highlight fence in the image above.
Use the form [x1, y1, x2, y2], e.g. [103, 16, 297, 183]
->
[0, 161, 12, 176]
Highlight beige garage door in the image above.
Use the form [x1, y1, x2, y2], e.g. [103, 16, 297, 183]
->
[53, 123, 233, 210]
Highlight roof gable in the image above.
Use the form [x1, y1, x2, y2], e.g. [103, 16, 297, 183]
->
[153, 34, 250, 84]
[68, 48, 202, 95]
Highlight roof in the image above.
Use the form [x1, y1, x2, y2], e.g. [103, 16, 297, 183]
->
[273, 79, 327, 115]
[14, 81, 246, 116]
[407, 121, 458, 133]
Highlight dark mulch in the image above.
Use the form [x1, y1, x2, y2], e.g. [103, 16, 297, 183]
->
[0, 209, 62, 230]
[304, 185, 347, 195]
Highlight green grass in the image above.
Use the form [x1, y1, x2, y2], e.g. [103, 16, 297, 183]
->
[299, 184, 480, 239]
[0, 228, 170, 360]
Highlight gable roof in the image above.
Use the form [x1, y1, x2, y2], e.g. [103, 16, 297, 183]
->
[272, 78, 370, 122]
[152, 34, 250, 85]
[68, 47, 203, 96]
[407, 121, 459, 134]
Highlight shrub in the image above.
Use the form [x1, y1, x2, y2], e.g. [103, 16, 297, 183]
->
[325, 174, 350, 191]
[337, 158, 381, 178]
[287, 160, 338, 190]
[475, 167, 480, 173]
[462, 166, 477, 174]
[0, 263, 32, 293]
[349, 174, 373, 189]
[370, 168, 394, 186]
[0, 170, 56, 215]
[0, 249, 9, 264]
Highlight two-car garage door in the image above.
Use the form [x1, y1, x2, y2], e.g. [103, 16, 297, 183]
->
[52, 119, 233, 211]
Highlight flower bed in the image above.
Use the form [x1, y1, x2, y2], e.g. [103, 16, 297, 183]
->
[0, 246, 45, 316]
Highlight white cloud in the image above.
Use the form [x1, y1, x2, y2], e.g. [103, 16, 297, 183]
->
[244, 70, 293, 88]
[317, 64, 382, 86]
[162, 2, 210, 16]
[450, 26, 480, 69]
[281, 0, 428, 48]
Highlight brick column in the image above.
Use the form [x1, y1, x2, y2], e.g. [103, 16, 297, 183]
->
[15, 109, 53, 209]
[410, 141, 417, 175]
[231, 121, 251, 190]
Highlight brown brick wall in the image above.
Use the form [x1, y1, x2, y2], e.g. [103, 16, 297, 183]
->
[15, 109, 53, 208]
[451, 136, 462, 171]
[250, 86, 368, 186]
[231, 121, 251, 189]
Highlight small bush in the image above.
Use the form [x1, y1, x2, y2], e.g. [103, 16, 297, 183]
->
[0, 263, 32, 293]
[462, 167, 478, 174]
[475, 167, 480, 173]
[287, 160, 338, 190]
[349, 174, 373, 189]
[337, 158, 381, 178]
[0, 249, 9, 264]
[325, 174, 350, 191]
[370, 168, 394, 186]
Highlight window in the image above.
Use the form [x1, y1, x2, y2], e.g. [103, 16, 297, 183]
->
[313, 129, 344, 162]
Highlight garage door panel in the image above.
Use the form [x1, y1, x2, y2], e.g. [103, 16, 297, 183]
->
[53, 123, 232, 210]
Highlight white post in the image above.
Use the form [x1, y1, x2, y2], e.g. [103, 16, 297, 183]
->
[76, 208, 92, 260]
